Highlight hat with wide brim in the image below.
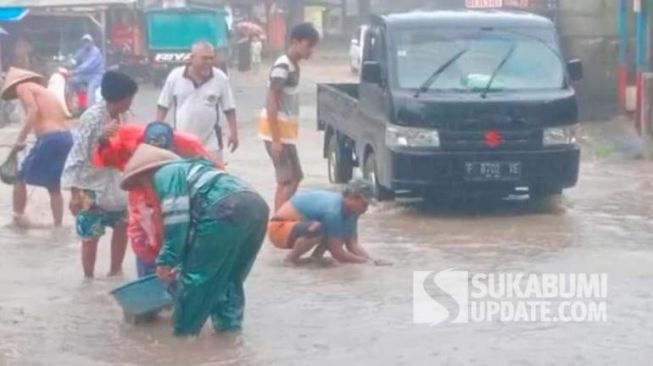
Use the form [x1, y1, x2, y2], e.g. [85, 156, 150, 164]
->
[2, 67, 43, 100]
[121, 144, 181, 190]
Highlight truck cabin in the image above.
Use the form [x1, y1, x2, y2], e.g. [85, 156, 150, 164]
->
[360, 10, 582, 107]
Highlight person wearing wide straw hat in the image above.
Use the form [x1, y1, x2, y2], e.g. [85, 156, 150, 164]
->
[121, 144, 269, 336]
[94, 121, 224, 278]
[2, 67, 73, 228]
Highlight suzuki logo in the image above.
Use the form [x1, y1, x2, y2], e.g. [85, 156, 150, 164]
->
[484, 130, 502, 148]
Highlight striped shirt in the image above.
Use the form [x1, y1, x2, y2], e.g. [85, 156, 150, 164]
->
[258, 55, 300, 144]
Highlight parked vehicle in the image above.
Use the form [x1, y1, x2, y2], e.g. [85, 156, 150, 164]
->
[318, 11, 583, 201]
[47, 67, 72, 118]
[349, 25, 368, 74]
[106, 44, 151, 84]
[0, 72, 20, 128]
[145, 6, 230, 86]
[50, 65, 89, 117]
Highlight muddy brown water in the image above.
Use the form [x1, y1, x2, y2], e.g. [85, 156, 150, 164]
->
[1, 67, 652, 365]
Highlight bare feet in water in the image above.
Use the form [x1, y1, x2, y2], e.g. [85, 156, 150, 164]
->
[10, 214, 49, 229]
[107, 269, 124, 277]
[284, 257, 335, 267]
[283, 257, 313, 266]
[82, 269, 123, 280]
[310, 256, 335, 266]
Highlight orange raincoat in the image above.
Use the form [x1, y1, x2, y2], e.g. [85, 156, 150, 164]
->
[93, 124, 222, 264]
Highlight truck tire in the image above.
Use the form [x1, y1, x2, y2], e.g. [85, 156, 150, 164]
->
[363, 152, 394, 201]
[328, 135, 354, 183]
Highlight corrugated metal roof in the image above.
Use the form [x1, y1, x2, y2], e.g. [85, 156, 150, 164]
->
[0, 0, 137, 8]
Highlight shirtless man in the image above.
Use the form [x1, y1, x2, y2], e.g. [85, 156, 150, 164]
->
[1, 67, 73, 227]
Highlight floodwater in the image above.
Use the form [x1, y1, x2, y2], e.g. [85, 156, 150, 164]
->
[1, 61, 652, 366]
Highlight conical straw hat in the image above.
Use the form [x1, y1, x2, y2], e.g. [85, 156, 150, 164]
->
[2, 67, 43, 100]
[121, 144, 181, 190]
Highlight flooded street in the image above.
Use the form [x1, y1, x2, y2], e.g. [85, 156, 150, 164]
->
[1, 59, 652, 366]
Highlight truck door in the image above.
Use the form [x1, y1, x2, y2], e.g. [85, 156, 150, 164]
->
[358, 27, 394, 188]
[359, 27, 391, 123]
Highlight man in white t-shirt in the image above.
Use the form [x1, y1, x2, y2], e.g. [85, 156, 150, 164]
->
[156, 41, 238, 158]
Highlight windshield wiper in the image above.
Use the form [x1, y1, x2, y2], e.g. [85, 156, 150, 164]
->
[492, 29, 568, 87]
[493, 28, 563, 62]
[480, 43, 517, 98]
[414, 48, 468, 98]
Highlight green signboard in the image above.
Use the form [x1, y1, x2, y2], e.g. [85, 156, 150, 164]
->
[146, 9, 228, 50]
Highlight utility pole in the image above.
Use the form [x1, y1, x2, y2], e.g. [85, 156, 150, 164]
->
[284, 0, 302, 45]
[286, 0, 303, 28]
[358, 0, 371, 21]
[341, 0, 347, 34]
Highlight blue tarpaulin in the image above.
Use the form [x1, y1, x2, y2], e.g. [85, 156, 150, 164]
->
[0, 7, 28, 21]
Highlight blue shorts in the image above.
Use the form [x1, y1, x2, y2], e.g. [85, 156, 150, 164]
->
[76, 208, 127, 240]
[19, 130, 73, 188]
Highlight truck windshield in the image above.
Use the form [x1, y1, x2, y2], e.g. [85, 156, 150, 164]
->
[392, 27, 564, 92]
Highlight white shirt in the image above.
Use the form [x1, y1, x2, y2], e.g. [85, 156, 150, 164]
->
[157, 66, 236, 152]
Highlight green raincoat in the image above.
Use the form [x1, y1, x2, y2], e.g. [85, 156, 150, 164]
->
[153, 158, 269, 335]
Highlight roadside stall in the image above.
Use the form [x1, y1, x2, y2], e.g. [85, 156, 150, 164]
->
[0, 23, 17, 127]
[0, 0, 140, 75]
[106, 5, 149, 82]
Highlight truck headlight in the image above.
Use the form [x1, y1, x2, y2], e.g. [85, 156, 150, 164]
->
[386, 126, 440, 148]
[543, 125, 579, 146]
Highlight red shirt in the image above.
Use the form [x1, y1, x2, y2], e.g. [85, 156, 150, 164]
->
[93, 123, 222, 263]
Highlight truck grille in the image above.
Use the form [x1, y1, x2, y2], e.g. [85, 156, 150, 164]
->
[440, 129, 541, 151]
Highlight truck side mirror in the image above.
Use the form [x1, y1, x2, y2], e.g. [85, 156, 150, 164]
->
[568, 59, 583, 81]
[362, 61, 382, 84]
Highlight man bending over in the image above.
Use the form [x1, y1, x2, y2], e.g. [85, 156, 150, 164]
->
[268, 180, 389, 266]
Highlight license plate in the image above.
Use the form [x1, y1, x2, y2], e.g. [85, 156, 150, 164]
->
[464, 162, 522, 181]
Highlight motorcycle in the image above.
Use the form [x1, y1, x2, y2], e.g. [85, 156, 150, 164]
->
[107, 44, 151, 84]
[47, 68, 73, 118]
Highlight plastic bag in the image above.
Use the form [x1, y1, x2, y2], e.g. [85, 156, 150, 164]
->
[0, 150, 19, 185]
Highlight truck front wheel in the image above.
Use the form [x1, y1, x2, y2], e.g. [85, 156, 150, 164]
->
[363, 152, 394, 201]
[328, 135, 354, 183]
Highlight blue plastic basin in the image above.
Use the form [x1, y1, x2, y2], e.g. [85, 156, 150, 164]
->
[110, 275, 174, 315]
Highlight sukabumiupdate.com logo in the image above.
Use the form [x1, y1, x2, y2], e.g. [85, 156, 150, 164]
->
[413, 269, 608, 325]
